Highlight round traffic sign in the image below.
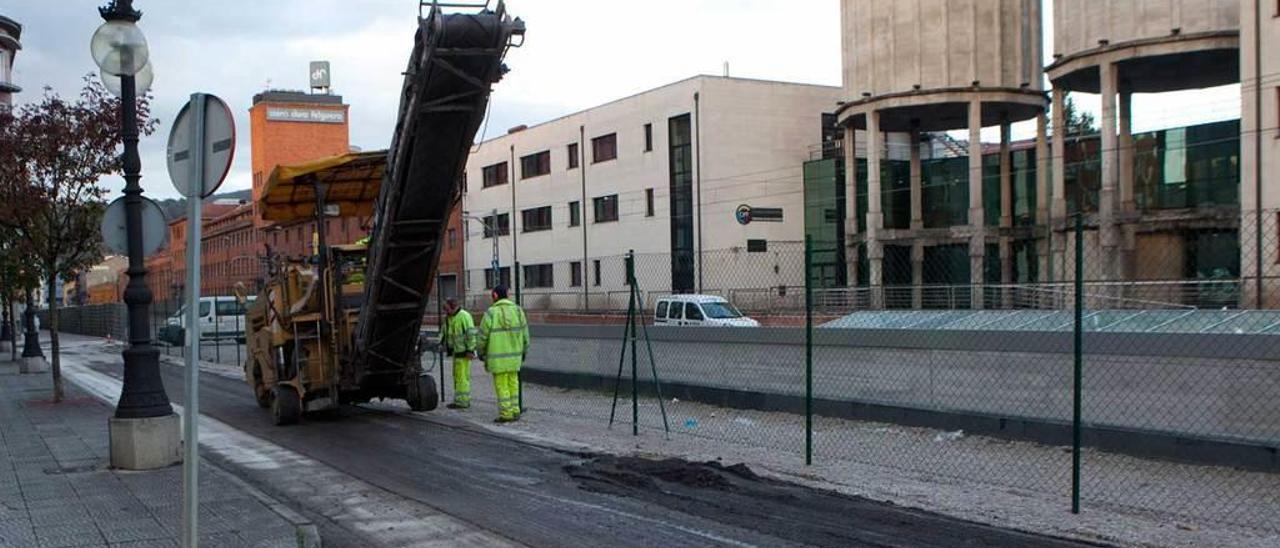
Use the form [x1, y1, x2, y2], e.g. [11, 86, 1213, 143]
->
[166, 93, 235, 198]
[101, 196, 168, 257]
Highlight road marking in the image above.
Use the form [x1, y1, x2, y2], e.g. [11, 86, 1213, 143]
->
[61, 356, 524, 548]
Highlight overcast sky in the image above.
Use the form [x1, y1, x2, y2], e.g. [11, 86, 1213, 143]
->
[6, 0, 1238, 202]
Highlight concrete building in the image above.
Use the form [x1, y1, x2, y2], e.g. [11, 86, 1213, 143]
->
[461, 75, 843, 309]
[0, 15, 19, 108]
[1241, 0, 1280, 307]
[829, 0, 1049, 309]
[1046, 0, 1241, 307]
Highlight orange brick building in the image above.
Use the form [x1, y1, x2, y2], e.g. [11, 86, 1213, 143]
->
[249, 90, 369, 258]
[202, 201, 260, 293]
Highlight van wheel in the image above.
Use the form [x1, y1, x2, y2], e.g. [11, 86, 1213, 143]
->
[272, 385, 302, 425]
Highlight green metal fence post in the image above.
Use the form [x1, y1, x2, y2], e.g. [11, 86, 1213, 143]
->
[1072, 211, 1084, 514]
[804, 235, 814, 466]
[513, 261, 522, 412]
[627, 251, 639, 436]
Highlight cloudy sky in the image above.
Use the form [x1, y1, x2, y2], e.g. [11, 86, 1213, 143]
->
[6, 0, 1237, 202]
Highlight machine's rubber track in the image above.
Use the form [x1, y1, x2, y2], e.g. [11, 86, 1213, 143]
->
[355, 3, 519, 392]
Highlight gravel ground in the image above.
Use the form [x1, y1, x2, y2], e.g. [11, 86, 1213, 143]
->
[411, 355, 1280, 548]
[162, 343, 1280, 548]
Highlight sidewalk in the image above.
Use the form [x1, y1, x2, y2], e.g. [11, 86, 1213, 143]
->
[0, 354, 302, 548]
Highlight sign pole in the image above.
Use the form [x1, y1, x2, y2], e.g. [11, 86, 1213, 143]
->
[182, 92, 207, 548]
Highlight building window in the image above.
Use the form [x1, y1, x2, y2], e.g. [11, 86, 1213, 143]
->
[747, 239, 768, 252]
[592, 133, 617, 163]
[593, 195, 619, 223]
[644, 123, 653, 152]
[521, 206, 552, 233]
[484, 266, 511, 289]
[522, 264, 554, 288]
[592, 259, 602, 287]
[520, 150, 551, 179]
[569, 201, 581, 227]
[482, 162, 509, 188]
[482, 213, 510, 238]
[447, 228, 458, 249]
[570, 261, 583, 287]
[645, 188, 655, 217]
[567, 143, 580, 169]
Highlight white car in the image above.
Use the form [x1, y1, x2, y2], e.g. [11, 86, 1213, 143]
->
[653, 295, 759, 327]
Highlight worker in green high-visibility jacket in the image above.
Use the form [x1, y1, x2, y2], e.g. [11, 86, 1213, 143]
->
[441, 297, 477, 410]
[476, 284, 529, 423]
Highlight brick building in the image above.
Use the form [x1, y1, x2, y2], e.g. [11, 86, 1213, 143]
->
[248, 90, 369, 259]
[202, 201, 260, 293]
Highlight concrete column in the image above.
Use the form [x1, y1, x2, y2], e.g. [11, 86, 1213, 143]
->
[999, 122, 1014, 308]
[910, 129, 923, 230]
[1050, 88, 1067, 285]
[911, 242, 924, 309]
[909, 129, 923, 309]
[1035, 111, 1051, 289]
[844, 125, 860, 289]
[968, 99, 986, 309]
[1117, 90, 1137, 281]
[1099, 61, 1120, 282]
[867, 111, 885, 308]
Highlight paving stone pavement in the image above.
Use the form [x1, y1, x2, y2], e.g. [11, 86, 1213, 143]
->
[0, 359, 299, 548]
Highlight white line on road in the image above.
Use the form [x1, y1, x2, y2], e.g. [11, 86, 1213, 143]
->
[61, 354, 523, 548]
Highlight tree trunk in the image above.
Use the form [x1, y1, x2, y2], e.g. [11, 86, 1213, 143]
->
[8, 295, 15, 362]
[47, 274, 63, 403]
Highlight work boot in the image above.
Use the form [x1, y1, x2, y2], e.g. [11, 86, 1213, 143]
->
[446, 403, 469, 410]
[493, 416, 515, 424]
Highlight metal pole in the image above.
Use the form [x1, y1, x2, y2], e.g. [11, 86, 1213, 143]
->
[114, 61, 173, 419]
[1071, 211, 1083, 514]
[628, 251, 639, 436]
[804, 235, 814, 466]
[513, 261, 522, 412]
[182, 92, 207, 548]
[21, 286, 41, 359]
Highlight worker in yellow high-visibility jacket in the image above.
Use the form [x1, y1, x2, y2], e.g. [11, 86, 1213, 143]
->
[476, 285, 529, 423]
[441, 298, 477, 409]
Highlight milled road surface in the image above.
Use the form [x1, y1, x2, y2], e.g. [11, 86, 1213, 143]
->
[81, 355, 1100, 548]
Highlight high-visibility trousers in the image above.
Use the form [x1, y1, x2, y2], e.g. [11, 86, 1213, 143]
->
[493, 371, 520, 420]
[452, 355, 472, 407]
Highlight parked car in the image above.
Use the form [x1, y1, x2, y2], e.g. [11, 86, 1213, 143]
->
[160, 295, 255, 345]
[653, 294, 759, 327]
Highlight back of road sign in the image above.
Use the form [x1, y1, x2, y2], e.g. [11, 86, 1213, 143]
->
[166, 94, 235, 199]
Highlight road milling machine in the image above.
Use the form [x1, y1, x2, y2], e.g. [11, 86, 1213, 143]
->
[240, 2, 524, 425]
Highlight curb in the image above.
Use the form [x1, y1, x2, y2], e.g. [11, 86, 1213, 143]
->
[203, 457, 322, 548]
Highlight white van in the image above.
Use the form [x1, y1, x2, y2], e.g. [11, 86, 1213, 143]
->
[164, 296, 254, 344]
[653, 295, 759, 327]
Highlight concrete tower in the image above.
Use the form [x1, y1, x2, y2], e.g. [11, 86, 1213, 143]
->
[835, 0, 1048, 309]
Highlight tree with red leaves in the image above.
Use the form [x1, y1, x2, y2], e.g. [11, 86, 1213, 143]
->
[0, 76, 158, 402]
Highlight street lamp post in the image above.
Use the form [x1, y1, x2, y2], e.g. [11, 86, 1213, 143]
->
[20, 285, 45, 371]
[93, 0, 179, 471]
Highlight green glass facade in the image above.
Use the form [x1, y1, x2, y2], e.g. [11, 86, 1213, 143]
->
[921, 157, 968, 228]
[803, 158, 847, 289]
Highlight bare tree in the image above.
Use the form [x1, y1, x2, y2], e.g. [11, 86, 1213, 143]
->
[0, 76, 158, 401]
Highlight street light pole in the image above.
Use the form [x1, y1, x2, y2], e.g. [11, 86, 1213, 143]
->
[94, 0, 179, 472]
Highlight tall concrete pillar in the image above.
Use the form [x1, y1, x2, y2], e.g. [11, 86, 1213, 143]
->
[999, 122, 1014, 308]
[867, 111, 885, 308]
[1035, 111, 1051, 289]
[1099, 61, 1120, 282]
[909, 129, 923, 308]
[968, 99, 986, 309]
[911, 242, 924, 309]
[1050, 88, 1068, 286]
[844, 125, 860, 290]
[1117, 90, 1137, 281]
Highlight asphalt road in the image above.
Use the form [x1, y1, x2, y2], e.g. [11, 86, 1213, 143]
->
[82, 358, 1099, 548]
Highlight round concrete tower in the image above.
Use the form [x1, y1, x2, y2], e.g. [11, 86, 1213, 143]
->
[835, 0, 1049, 310]
[1044, 0, 1239, 287]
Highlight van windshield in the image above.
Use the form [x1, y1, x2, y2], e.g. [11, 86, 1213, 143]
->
[701, 302, 742, 319]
